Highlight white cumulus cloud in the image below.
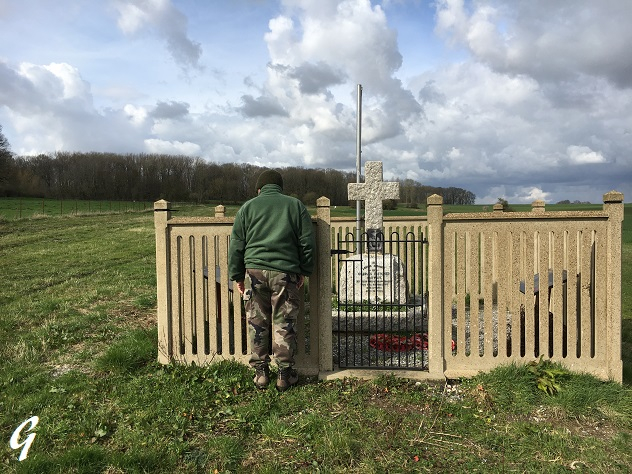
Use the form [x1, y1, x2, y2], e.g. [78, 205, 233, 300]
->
[144, 138, 201, 156]
[567, 146, 606, 164]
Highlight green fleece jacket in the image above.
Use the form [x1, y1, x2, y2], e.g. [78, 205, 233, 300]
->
[228, 184, 316, 282]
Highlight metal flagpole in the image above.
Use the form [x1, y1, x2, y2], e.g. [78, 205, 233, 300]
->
[356, 84, 362, 246]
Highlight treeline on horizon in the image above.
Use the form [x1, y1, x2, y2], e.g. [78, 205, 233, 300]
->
[0, 151, 476, 206]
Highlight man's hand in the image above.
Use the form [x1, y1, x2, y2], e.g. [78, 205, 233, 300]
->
[236, 281, 245, 295]
[297, 275, 305, 289]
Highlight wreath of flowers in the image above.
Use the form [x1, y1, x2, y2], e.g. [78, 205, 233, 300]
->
[369, 333, 456, 352]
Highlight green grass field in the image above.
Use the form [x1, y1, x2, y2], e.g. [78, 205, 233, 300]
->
[0, 197, 155, 220]
[1, 200, 631, 472]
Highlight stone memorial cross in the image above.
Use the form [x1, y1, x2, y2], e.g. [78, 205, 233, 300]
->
[341, 161, 406, 302]
[348, 161, 400, 248]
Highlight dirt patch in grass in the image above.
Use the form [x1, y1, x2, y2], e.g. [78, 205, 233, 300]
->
[48, 362, 91, 378]
[365, 385, 441, 417]
[109, 302, 156, 330]
[556, 414, 622, 440]
[504, 405, 623, 442]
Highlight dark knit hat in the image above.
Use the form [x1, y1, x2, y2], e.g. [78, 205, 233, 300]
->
[256, 169, 283, 191]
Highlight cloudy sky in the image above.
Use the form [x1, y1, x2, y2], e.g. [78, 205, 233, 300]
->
[1, 0, 631, 204]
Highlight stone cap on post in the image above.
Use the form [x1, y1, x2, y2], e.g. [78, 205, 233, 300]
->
[154, 199, 170, 210]
[427, 194, 443, 206]
[317, 196, 330, 208]
[154, 200, 171, 221]
[531, 200, 546, 213]
[603, 190, 624, 203]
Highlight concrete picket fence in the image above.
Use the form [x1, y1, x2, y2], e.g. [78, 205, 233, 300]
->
[154, 192, 624, 382]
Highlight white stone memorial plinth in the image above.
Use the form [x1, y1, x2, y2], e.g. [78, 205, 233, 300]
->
[338, 253, 408, 305]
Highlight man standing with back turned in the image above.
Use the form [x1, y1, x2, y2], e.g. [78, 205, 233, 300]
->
[228, 169, 315, 391]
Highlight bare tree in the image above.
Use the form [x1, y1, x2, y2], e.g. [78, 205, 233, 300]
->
[0, 125, 16, 196]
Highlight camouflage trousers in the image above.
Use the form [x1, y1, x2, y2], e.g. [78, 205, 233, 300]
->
[243, 269, 301, 370]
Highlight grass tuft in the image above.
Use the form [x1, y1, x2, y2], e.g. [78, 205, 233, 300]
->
[95, 328, 157, 373]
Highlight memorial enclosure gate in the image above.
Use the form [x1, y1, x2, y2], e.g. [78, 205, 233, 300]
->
[154, 192, 624, 382]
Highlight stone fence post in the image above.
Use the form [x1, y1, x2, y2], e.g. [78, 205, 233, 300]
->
[154, 200, 172, 363]
[426, 194, 445, 378]
[603, 191, 624, 381]
[316, 196, 333, 372]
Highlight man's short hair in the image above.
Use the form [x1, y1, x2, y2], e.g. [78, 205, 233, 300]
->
[256, 169, 283, 191]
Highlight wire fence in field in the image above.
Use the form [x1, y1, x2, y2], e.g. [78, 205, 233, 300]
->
[0, 198, 155, 220]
